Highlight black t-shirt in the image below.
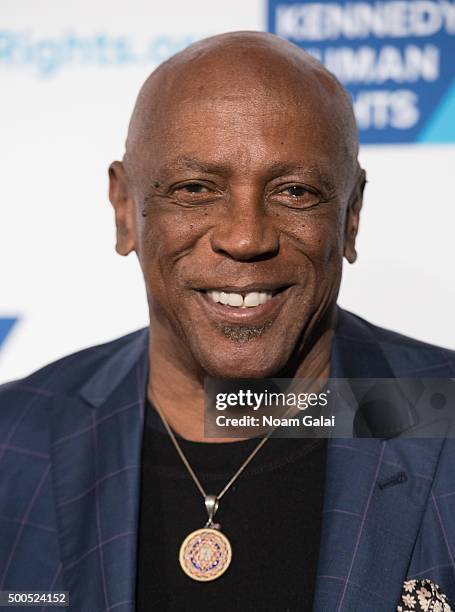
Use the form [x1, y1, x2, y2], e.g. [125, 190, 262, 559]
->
[136, 401, 327, 612]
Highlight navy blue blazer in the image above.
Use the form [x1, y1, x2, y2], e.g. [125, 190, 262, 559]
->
[1, 308, 455, 611]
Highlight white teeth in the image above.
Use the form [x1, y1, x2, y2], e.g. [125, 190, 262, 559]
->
[219, 291, 229, 305]
[207, 290, 274, 308]
[243, 292, 260, 307]
[228, 293, 243, 307]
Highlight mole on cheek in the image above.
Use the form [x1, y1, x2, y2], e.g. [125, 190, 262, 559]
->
[153, 181, 160, 188]
[141, 208, 147, 217]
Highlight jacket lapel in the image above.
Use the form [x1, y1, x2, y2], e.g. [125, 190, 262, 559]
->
[313, 310, 446, 611]
[49, 330, 148, 612]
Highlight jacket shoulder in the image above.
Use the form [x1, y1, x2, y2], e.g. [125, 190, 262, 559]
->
[338, 309, 455, 376]
[0, 328, 148, 399]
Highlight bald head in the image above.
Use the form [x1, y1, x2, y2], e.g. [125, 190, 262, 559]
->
[109, 30, 366, 380]
[124, 31, 359, 185]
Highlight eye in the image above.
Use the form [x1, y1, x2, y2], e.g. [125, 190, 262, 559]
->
[286, 185, 309, 197]
[270, 183, 321, 209]
[179, 183, 209, 194]
[170, 182, 219, 204]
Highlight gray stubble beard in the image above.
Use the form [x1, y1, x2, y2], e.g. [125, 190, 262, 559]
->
[217, 319, 273, 343]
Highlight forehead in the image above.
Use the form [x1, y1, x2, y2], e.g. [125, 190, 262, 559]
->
[127, 44, 357, 190]
[141, 92, 349, 183]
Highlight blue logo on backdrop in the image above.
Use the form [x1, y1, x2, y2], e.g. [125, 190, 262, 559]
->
[268, 0, 455, 143]
[0, 318, 17, 352]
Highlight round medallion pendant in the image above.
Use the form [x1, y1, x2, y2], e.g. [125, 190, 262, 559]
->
[179, 527, 232, 581]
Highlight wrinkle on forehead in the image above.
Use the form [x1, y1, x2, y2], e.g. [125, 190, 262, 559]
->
[124, 31, 359, 185]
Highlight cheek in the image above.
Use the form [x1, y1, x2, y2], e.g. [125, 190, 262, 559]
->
[138, 208, 211, 289]
[281, 207, 345, 265]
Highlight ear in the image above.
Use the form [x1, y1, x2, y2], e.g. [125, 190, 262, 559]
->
[343, 168, 366, 264]
[108, 161, 136, 256]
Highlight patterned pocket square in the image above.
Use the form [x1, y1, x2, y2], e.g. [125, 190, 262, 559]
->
[397, 579, 452, 611]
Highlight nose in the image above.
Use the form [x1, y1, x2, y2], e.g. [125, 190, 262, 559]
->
[210, 188, 280, 261]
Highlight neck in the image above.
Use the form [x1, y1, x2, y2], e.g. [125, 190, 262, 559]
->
[147, 322, 335, 443]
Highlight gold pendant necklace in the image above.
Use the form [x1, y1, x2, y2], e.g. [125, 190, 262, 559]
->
[179, 495, 232, 581]
[179, 527, 232, 581]
[151, 395, 275, 582]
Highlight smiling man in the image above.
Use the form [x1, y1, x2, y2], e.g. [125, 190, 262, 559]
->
[1, 31, 454, 612]
[110, 30, 364, 441]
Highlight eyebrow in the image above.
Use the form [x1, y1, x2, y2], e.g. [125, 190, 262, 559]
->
[161, 156, 228, 176]
[266, 161, 337, 193]
[158, 155, 337, 192]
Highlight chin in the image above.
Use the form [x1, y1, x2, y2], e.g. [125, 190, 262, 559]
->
[195, 345, 289, 380]
[204, 363, 280, 379]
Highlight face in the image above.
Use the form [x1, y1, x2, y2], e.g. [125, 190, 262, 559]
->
[110, 63, 363, 378]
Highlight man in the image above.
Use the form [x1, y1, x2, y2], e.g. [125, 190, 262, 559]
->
[0, 31, 454, 612]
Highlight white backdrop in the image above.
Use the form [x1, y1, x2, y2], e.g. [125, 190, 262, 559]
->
[1, 0, 454, 384]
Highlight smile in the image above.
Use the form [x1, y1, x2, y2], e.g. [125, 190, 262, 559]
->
[196, 285, 292, 325]
[206, 290, 273, 308]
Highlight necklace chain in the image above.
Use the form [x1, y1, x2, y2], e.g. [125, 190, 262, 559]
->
[151, 394, 277, 502]
[150, 372, 329, 582]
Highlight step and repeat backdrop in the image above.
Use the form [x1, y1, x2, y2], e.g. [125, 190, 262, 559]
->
[1, 0, 454, 383]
